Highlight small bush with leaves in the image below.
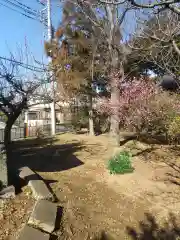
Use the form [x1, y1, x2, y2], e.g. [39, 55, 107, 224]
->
[108, 151, 134, 174]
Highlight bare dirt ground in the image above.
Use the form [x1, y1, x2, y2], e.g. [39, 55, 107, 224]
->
[6, 133, 180, 239]
[0, 186, 34, 240]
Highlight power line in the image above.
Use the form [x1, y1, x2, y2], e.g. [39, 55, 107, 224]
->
[37, 0, 46, 6]
[0, 56, 47, 73]
[0, 0, 47, 25]
[1, 0, 39, 16]
[0, 0, 39, 19]
[13, 0, 38, 13]
[0, 2, 40, 22]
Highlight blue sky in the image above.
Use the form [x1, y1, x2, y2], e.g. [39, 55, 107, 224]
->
[0, 0, 62, 63]
[0, 0, 149, 65]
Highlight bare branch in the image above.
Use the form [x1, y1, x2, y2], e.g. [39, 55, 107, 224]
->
[166, 4, 180, 14]
[99, 0, 126, 4]
[128, 0, 179, 8]
[98, 0, 180, 15]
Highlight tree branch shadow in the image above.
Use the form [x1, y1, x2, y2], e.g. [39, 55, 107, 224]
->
[119, 132, 170, 146]
[126, 213, 180, 240]
[132, 147, 156, 157]
[92, 231, 115, 240]
[163, 162, 180, 186]
[6, 137, 84, 193]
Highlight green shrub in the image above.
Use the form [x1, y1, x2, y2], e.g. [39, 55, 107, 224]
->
[107, 151, 134, 174]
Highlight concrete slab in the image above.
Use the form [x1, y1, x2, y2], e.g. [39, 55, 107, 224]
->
[0, 152, 8, 188]
[28, 200, 57, 233]
[28, 180, 54, 201]
[19, 167, 39, 182]
[17, 225, 49, 240]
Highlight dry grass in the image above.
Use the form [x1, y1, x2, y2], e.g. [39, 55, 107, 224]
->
[0, 186, 35, 240]
[6, 133, 180, 239]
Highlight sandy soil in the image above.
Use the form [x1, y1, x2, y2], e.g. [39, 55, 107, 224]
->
[6, 133, 180, 239]
[37, 134, 180, 239]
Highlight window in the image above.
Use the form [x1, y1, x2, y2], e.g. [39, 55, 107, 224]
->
[28, 112, 37, 120]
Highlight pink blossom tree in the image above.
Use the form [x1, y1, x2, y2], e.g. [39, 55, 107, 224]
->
[97, 79, 180, 140]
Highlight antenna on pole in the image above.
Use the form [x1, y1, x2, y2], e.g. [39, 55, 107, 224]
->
[38, 0, 56, 136]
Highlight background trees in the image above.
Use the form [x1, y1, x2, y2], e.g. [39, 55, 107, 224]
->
[45, 0, 108, 135]
[44, 0, 180, 144]
[46, 0, 140, 142]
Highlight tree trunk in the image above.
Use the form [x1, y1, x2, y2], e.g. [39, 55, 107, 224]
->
[3, 99, 27, 148]
[105, 4, 121, 145]
[110, 74, 120, 145]
[88, 94, 95, 135]
[110, 65, 124, 146]
[4, 120, 13, 148]
[2, 119, 14, 187]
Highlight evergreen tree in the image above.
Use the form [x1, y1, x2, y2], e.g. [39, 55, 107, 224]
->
[45, 1, 107, 135]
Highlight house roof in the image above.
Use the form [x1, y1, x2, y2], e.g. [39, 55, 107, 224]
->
[28, 102, 70, 111]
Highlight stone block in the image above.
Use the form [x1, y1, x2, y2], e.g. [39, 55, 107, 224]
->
[28, 180, 54, 201]
[19, 167, 39, 182]
[17, 225, 49, 240]
[0, 152, 8, 188]
[28, 200, 57, 233]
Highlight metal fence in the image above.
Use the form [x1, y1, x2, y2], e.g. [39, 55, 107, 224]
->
[0, 124, 72, 143]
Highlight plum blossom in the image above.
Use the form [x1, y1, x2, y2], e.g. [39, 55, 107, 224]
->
[96, 79, 180, 133]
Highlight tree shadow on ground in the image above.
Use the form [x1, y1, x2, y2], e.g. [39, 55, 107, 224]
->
[6, 137, 84, 192]
[9, 137, 58, 149]
[119, 132, 170, 146]
[165, 162, 180, 186]
[126, 213, 180, 240]
[93, 231, 115, 240]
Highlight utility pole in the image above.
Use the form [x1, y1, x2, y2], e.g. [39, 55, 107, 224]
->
[47, 0, 56, 136]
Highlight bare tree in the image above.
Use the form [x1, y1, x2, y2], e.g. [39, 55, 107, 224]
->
[0, 58, 41, 146]
[0, 46, 57, 147]
[98, 0, 180, 15]
[130, 11, 180, 78]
